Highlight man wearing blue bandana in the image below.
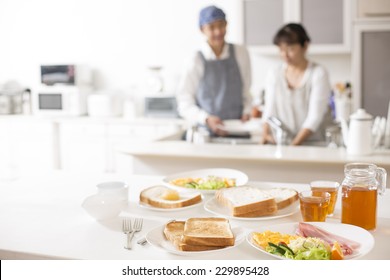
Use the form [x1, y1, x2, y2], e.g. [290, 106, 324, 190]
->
[177, 5, 252, 136]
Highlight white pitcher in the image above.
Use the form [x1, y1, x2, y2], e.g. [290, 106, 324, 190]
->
[340, 108, 373, 156]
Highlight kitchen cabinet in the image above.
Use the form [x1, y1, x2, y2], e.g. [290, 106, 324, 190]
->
[356, 0, 390, 19]
[0, 117, 55, 177]
[59, 123, 108, 172]
[351, 22, 390, 117]
[241, 0, 351, 54]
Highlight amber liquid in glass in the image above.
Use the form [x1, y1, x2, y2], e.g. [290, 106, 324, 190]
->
[312, 188, 338, 216]
[299, 197, 329, 222]
[341, 186, 377, 230]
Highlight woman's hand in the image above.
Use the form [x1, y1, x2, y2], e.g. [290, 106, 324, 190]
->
[206, 115, 228, 136]
[291, 128, 312, 145]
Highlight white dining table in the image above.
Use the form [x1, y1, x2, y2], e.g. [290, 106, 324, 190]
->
[0, 170, 389, 260]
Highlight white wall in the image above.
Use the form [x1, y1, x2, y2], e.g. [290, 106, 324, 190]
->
[0, 0, 351, 97]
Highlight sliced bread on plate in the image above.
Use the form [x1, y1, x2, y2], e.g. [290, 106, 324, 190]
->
[163, 220, 225, 251]
[215, 186, 278, 217]
[263, 188, 298, 209]
[140, 185, 201, 209]
[181, 217, 235, 247]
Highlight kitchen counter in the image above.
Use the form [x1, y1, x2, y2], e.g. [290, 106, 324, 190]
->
[0, 171, 389, 260]
[116, 141, 390, 187]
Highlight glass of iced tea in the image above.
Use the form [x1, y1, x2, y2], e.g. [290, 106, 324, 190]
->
[310, 181, 340, 217]
[299, 190, 330, 222]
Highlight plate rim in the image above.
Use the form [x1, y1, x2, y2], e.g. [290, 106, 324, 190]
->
[145, 223, 247, 256]
[246, 221, 375, 260]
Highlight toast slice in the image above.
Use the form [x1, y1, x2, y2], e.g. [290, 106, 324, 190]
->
[140, 185, 202, 209]
[163, 220, 225, 251]
[263, 188, 298, 209]
[181, 217, 235, 247]
[215, 186, 278, 217]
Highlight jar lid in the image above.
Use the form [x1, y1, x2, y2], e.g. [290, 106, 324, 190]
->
[350, 108, 372, 120]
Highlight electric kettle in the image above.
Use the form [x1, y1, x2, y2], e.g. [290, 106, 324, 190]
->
[340, 108, 373, 156]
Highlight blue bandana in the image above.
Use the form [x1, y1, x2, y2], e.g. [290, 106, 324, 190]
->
[199, 5, 226, 28]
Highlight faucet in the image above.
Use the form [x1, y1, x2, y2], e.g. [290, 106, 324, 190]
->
[266, 117, 292, 145]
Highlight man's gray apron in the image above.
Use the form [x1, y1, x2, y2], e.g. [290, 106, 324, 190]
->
[196, 44, 243, 121]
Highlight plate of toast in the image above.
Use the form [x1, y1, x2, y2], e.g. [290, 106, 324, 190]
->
[139, 185, 203, 211]
[204, 186, 299, 220]
[162, 168, 248, 195]
[146, 217, 246, 256]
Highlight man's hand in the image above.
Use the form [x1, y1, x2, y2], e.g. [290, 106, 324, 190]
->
[206, 115, 228, 136]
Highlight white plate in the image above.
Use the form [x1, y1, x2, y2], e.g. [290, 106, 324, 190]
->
[217, 119, 261, 135]
[204, 197, 299, 221]
[146, 224, 247, 256]
[162, 168, 249, 195]
[247, 222, 375, 260]
[138, 199, 203, 212]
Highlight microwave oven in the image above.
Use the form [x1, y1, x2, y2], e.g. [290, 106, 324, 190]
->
[144, 96, 178, 118]
[40, 65, 92, 87]
[32, 85, 90, 116]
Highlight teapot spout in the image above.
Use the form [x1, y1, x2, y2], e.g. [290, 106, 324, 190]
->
[340, 118, 349, 147]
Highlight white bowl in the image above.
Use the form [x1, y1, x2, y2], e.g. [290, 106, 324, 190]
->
[82, 181, 128, 220]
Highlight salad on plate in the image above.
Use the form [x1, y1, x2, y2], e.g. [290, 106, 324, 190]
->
[169, 176, 236, 190]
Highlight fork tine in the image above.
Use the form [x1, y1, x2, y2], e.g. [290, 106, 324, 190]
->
[135, 218, 143, 230]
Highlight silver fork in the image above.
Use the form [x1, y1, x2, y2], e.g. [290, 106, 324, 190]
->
[122, 219, 133, 250]
[126, 218, 143, 249]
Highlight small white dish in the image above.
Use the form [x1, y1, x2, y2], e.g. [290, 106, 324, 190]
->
[247, 222, 375, 260]
[204, 197, 299, 221]
[146, 224, 247, 256]
[162, 168, 248, 195]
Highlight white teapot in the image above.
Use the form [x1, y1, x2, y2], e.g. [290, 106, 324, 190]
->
[341, 108, 373, 156]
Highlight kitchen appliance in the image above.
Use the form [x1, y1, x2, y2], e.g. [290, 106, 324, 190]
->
[144, 96, 178, 118]
[87, 93, 123, 117]
[340, 108, 373, 155]
[32, 85, 90, 116]
[40, 65, 92, 87]
[0, 81, 29, 115]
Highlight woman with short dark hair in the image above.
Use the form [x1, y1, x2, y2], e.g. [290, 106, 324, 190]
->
[261, 23, 332, 145]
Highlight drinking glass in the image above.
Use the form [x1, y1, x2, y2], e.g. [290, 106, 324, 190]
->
[299, 190, 330, 222]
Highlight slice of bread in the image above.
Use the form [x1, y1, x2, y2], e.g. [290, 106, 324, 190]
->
[215, 186, 278, 217]
[163, 220, 225, 251]
[140, 185, 202, 209]
[263, 188, 298, 209]
[181, 217, 235, 247]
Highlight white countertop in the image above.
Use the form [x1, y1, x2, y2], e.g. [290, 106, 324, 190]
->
[0, 115, 185, 126]
[118, 140, 390, 166]
[0, 171, 389, 260]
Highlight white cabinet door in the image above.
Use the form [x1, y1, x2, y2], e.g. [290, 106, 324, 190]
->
[0, 118, 55, 176]
[59, 123, 108, 172]
[242, 0, 351, 54]
[352, 22, 390, 116]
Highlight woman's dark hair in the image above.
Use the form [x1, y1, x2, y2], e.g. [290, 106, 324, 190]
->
[273, 23, 311, 47]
